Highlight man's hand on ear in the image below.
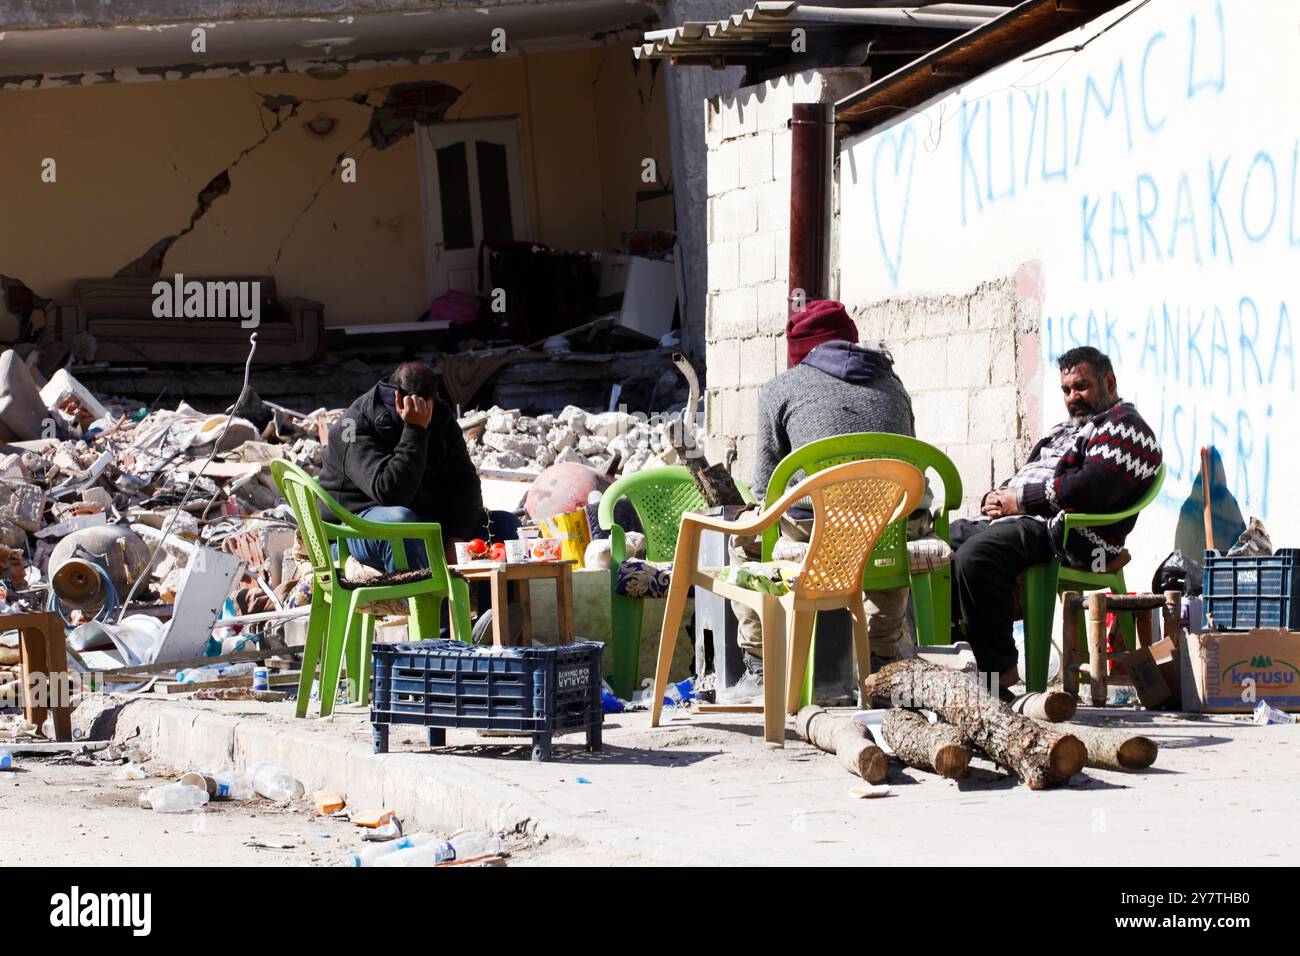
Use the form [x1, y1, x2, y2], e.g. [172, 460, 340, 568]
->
[397, 394, 433, 429]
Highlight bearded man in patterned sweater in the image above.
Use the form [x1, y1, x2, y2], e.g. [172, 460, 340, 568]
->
[949, 346, 1162, 699]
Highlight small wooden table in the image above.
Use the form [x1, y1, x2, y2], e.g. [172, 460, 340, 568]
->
[452, 560, 576, 647]
[2, 611, 74, 741]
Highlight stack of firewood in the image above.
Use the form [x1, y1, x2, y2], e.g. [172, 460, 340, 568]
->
[796, 659, 1158, 790]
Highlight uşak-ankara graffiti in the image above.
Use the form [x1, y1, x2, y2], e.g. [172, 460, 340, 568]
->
[839, 0, 1297, 572]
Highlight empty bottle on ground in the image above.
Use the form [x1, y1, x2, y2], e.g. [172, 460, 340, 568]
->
[249, 763, 304, 801]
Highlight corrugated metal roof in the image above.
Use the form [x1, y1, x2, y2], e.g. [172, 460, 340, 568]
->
[835, 0, 1129, 133]
[634, 2, 1015, 64]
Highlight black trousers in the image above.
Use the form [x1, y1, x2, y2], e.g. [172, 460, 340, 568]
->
[949, 516, 1054, 674]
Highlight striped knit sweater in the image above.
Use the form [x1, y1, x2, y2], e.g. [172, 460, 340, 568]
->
[1012, 400, 1162, 568]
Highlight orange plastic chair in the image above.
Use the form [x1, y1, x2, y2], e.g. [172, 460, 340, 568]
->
[649, 459, 923, 746]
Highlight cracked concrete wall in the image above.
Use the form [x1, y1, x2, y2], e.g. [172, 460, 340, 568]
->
[0, 42, 670, 333]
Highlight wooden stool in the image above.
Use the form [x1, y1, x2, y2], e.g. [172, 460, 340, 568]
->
[1060, 591, 1183, 706]
[452, 560, 576, 647]
[4, 611, 74, 741]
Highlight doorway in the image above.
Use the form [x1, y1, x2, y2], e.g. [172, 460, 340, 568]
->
[417, 118, 532, 300]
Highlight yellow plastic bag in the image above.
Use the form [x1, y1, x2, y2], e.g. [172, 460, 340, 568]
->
[539, 508, 591, 564]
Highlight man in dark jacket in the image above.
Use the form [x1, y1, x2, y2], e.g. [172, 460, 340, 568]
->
[318, 361, 518, 573]
[732, 300, 922, 688]
[949, 345, 1162, 697]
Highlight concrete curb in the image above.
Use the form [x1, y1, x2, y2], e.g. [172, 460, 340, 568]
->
[110, 699, 725, 864]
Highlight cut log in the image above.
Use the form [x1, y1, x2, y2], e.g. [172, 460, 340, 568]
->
[1045, 723, 1159, 771]
[864, 659, 1087, 789]
[881, 708, 971, 779]
[795, 705, 889, 784]
[1010, 690, 1077, 723]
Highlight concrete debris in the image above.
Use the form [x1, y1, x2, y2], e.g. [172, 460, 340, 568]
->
[462, 403, 688, 478]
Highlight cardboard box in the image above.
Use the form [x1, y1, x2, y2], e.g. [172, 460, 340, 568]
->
[1179, 628, 1300, 712]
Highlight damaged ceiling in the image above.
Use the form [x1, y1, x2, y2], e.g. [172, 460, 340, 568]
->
[0, 0, 658, 87]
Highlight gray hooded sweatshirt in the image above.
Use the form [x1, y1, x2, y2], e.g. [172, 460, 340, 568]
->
[752, 340, 916, 499]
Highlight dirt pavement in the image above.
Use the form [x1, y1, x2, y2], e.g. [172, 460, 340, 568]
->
[0, 759, 653, 867]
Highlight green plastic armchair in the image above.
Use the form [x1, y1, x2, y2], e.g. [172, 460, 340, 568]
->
[597, 465, 754, 701]
[1020, 462, 1166, 692]
[762, 433, 962, 706]
[271, 460, 472, 717]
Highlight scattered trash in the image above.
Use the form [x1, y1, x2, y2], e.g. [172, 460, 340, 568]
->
[849, 784, 892, 799]
[113, 763, 146, 781]
[575, 777, 592, 785]
[1228, 517, 1273, 557]
[249, 763, 304, 801]
[142, 783, 209, 813]
[350, 808, 395, 828]
[0, 750, 12, 771]
[449, 830, 504, 859]
[245, 836, 303, 850]
[362, 819, 403, 842]
[1253, 701, 1297, 726]
[346, 832, 444, 867]
[312, 788, 346, 815]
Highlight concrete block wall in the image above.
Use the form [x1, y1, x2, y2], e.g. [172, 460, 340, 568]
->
[849, 277, 1035, 516]
[701, 70, 865, 486]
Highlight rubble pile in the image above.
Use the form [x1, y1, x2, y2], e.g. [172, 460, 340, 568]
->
[0, 351, 330, 625]
[460, 404, 690, 477]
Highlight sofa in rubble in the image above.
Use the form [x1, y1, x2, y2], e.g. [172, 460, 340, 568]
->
[45, 276, 325, 368]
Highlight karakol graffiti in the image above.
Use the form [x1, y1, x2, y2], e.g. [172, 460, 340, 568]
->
[839, 0, 1297, 570]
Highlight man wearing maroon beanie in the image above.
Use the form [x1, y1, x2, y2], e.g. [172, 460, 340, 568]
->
[728, 299, 923, 691]
[785, 299, 860, 367]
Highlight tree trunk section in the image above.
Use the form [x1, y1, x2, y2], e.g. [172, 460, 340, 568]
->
[795, 705, 889, 784]
[1045, 723, 1158, 770]
[864, 659, 1087, 789]
[881, 708, 971, 779]
[1010, 690, 1077, 723]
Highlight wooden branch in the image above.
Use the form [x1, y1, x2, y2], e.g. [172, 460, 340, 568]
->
[1010, 690, 1077, 723]
[670, 352, 747, 508]
[1045, 723, 1159, 771]
[881, 708, 971, 779]
[795, 705, 889, 784]
[864, 659, 1087, 789]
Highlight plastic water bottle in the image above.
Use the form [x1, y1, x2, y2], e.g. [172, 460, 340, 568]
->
[0, 751, 11, 771]
[372, 840, 456, 867]
[213, 770, 256, 801]
[362, 819, 403, 842]
[449, 830, 503, 860]
[249, 763, 304, 801]
[346, 832, 439, 867]
[145, 783, 209, 813]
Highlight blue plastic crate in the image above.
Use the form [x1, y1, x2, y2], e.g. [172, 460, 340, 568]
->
[1202, 549, 1300, 631]
[370, 639, 603, 761]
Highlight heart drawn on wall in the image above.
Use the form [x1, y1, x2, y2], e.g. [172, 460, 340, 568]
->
[871, 125, 917, 286]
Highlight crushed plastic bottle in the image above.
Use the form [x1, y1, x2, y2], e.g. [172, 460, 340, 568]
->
[346, 832, 439, 867]
[212, 770, 256, 801]
[113, 763, 146, 781]
[372, 840, 456, 867]
[449, 830, 503, 860]
[362, 819, 403, 842]
[249, 763, 305, 801]
[1253, 700, 1297, 725]
[663, 678, 695, 708]
[143, 783, 209, 813]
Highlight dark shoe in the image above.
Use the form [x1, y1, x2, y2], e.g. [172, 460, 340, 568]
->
[998, 685, 1018, 705]
[471, 602, 525, 645]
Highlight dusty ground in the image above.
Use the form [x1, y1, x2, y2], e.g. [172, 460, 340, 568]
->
[0, 758, 653, 867]
[7, 693, 1298, 867]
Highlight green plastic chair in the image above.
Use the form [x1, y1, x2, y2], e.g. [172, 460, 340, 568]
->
[1020, 462, 1166, 692]
[762, 434, 962, 706]
[271, 460, 472, 717]
[597, 465, 754, 701]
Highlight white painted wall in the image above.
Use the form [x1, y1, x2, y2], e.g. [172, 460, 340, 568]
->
[839, 0, 1298, 575]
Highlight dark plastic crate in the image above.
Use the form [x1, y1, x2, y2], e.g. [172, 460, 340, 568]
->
[370, 639, 603, 761]
[1202, 549, 1300, 631]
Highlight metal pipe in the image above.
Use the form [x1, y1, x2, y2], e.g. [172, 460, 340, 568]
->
[788, 102, 833, 324]
[758, 4, 995, 29]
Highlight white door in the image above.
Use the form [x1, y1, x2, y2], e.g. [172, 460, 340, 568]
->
[418, 118, 530, 299]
